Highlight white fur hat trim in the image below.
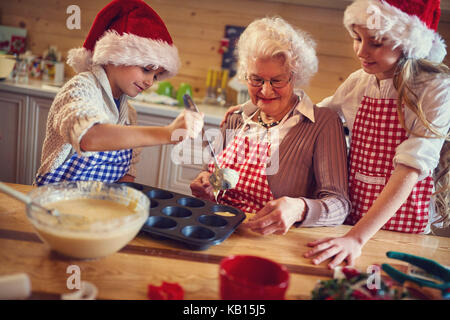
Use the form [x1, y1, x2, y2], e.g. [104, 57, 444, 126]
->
[67, 30, 180, 79]
[343, 0, 446, 63]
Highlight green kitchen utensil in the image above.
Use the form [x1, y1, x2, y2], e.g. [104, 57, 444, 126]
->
[381, 251, 450, 299]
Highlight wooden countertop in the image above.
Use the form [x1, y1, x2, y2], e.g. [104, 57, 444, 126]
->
[1, 183, 449, 300]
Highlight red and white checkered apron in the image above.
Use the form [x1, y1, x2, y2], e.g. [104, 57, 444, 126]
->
[208, 130, 274, 213]
[346, 96, 433, 233]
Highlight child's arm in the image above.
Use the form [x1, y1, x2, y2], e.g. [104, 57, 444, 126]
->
[80, 123, 172, 151]
[304, 163, 420, 268]
[80, 110, 202, 152]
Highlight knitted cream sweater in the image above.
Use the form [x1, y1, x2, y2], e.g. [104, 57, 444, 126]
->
[35, 65, 141, 183]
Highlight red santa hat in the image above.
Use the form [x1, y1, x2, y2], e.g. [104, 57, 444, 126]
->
[67, 0, 180, 79]
[343, 0, 446, 63]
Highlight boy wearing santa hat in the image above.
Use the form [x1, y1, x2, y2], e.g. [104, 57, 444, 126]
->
[35, 0, 203, 185]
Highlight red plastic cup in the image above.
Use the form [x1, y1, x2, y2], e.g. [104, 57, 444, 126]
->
[219, 255, 289, 300]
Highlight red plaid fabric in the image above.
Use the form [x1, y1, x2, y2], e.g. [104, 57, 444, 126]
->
[208, 133, 274, 213]
[346, 96, 433, 233]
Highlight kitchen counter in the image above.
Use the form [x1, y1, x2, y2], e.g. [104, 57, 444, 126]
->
[0, 78, 228, 126]
[1, 183, 449, 300]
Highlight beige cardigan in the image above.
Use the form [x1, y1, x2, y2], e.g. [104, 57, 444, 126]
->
[35, 65, 141, 183]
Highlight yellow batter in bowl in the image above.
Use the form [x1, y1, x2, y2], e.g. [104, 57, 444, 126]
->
[26, 181, 149, 259]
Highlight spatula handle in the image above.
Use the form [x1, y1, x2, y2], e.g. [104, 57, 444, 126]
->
[183, 94, 220, 167]
[0, 182, 32, 206]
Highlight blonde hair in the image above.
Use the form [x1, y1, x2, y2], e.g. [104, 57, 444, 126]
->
[432, 141, 450, 231]
[393, 58, 450, 227]
[393, 58, 450, 140]
[236, 16, 318, 88]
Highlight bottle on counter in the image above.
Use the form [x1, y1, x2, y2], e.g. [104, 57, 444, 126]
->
[14, 59, 29, 84]
[216, 69, 229, 107]
[203, 68, 215, 104]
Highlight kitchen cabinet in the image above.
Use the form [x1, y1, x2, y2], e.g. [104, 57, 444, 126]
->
[26, 96, 52, 184]
[0, 81, 224, 193]
[135, 111, 216, 195]
[0, 90, 52, 185]
[155, 125, 218, 196]
[0, 91, 27, 184]
[133, 113, 168, 189]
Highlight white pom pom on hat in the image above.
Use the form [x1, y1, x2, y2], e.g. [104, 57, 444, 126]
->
[67, 0, 180, 79]
[343, 0, 447, 63]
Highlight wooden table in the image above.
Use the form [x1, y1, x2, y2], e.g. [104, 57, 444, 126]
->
[1, 183, 449, 300]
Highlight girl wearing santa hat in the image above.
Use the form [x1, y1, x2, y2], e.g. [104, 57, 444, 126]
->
[35, 0, 203, 186]
[305, 0, 449, 268]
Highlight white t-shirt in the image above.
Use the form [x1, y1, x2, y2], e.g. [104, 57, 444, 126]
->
[317, 68, 450, 181]
[317, 69, 450, 234]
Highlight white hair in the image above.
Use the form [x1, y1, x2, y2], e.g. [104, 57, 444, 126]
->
[236, 16, 318, 88]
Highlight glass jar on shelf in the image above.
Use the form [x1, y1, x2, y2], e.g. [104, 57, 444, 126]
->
[14, 58, 29, 84]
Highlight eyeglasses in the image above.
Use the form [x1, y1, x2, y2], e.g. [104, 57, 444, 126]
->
[245, 73, 293, 88]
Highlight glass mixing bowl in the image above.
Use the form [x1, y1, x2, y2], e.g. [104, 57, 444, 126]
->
[26, 181, 150, 259]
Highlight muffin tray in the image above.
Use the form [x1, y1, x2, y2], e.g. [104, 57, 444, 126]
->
[117, 182, 246, 250]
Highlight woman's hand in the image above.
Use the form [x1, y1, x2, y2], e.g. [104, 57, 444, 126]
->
[167, 110, 204, 143]
[242, 197, 306, 235]
[190, 171, 214, 200]
[219, 105, 241, 127]
[303, 236, 363, 269]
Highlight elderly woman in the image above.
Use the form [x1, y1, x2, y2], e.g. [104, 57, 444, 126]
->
[190, 17, 350, 234]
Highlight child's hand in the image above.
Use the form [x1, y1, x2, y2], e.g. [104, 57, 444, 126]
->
[167, 110, 204, 144]
[303, 236, 363, 269]
[184, 109, 204, 139]
[190, 171, 214, 200]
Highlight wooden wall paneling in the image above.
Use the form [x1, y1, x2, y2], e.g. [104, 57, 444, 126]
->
[316, 54, 360, 75]
[264, 0, 353, 10]
[1, 0, 448, 104]
[304, 86, 337, 103]
[438, 21, 450, 66]
[3, 14, 88, 38]
[310, 70, 353, 90]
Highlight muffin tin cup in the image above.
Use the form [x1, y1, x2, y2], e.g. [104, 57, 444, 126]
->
[117, 182, 246, 250]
